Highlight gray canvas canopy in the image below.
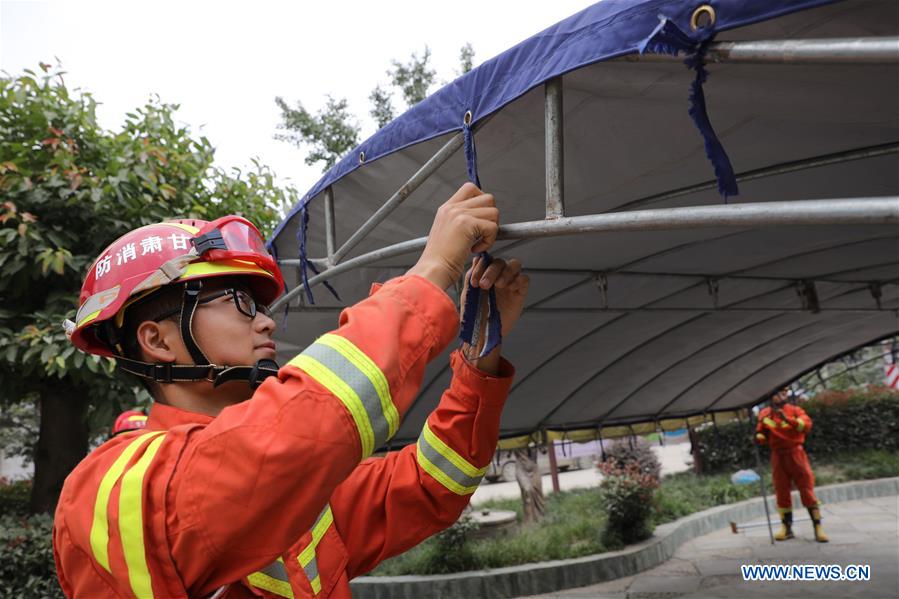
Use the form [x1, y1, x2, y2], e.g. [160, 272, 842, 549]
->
[268, 0, 899, 446]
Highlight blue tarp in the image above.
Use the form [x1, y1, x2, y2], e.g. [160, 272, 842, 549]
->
[270, 0, 838, 244]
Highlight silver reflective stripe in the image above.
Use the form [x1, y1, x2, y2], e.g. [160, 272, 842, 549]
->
[302, 557, 319, 590]
[247, 558, 294, 598]
[259, 560, 290, 582]
[417, 428, 485, 492]
[302, 343, 391, 447]
[75, 284, 121, 325]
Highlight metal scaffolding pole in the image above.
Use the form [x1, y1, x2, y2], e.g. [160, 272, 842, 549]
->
[625, 36, 899, 65]
[614, 142, 899, 213]
[270, 196, 899, 311]
[323, 186, 337, 260]
[329, 131, 465, 265]
[545, 77, 565, 219]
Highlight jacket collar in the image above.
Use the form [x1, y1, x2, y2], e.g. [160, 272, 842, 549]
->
[147, 402, 215, 430]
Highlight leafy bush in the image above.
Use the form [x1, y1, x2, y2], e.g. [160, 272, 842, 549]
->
[600, 437, 661, 482]
[696, 387, 899, 473]
[0, 477, 31, 517]
[0, 513, 62, 598]
[597, 462, 659, 548]
[425, 515, 479, 574]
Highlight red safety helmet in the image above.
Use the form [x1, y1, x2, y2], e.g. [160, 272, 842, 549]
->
[111, 410, 149, 437]
[67, 216, 285, 388]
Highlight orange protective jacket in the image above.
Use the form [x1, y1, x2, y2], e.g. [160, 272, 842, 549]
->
[755, 403, 812, 450]
[53, 275, 514, 598]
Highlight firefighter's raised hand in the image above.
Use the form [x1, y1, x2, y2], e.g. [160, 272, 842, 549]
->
[408, 182, 499, 290]
[466, 255, 529, 336]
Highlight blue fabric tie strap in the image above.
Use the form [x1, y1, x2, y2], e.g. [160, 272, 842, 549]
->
[297, 205, 341, 306]
[640, 17, 739, 200]
[459, 118, 502, 358]
[463, 121, 481, 189]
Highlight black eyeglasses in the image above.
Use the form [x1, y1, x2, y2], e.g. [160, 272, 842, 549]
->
[154, 288, 271, 322]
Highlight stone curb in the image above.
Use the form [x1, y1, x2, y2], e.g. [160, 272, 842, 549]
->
[350, 477, 899, 599]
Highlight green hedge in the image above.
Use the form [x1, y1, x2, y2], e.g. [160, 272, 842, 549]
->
[0, 513, 62, 599]
[696, 387, 899, 474]
[0, 479, 62, 598]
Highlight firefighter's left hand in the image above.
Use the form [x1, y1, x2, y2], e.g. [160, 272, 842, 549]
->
[465, 256, 530, 336]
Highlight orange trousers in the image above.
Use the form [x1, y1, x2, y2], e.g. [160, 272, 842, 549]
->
[770, 445, 819, 510]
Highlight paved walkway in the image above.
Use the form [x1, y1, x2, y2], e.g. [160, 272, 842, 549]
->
[520, 496, 898, 598]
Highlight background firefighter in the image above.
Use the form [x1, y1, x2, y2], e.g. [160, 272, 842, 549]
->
[755, 388, 828, 543]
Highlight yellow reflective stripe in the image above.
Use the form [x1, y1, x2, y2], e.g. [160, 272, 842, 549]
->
[247, 572, 294, 598]
[77, 309, 102, 328]
[795, 418, 806, 431]
[762, 417, 778, 429]
[182, 260, 273, 279]
[316, 334, 398, 438]
[416, 443, 480, 495]
[247, 573, 294, 598]
[159, 222, 200, 234]
[755, 433, 766, 441]
[248, 558, 293, 598]
[120, 434, 167, 599]
[90, 432, 165, 573]
[297, 506, 333, 596]
[289, 354, 375, 458]
[309, 574, 322, 595]
[311, 506, 333, 545]
[421, 423, 485, 479]
[298, 506, 333, 567]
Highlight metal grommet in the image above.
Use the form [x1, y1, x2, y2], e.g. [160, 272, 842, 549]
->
[463, 110, 473, 126]
[690, 5, 716, 31]
[358, 151, 366, 164]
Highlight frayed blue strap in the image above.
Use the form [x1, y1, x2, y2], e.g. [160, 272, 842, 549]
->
[297, 205, 341, 306]
[640, 17, 739, 200]
[458, 119, 502, 358]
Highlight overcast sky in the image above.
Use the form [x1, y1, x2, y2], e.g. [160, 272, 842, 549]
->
[2, 0, 591, 196]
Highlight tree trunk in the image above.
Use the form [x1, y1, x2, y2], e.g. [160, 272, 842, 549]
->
[688, 426, 703, 475]
[514, 447, 545, 524]
[30, 382, 89, 514]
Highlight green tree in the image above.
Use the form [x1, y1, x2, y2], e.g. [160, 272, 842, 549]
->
[275, 43, 474, 168]
[273, 95, 360, 170]
[459, 42, 475, 75]
[388, 46, 436, 107]
[368, 84, 395, 130]
[0, 63, 297, 513]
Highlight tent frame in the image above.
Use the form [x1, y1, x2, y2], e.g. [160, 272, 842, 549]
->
[269, 34, 899, 438]
[272, 34, 899, 311]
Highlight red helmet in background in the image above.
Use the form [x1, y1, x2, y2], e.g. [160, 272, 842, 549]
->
[111, 410, 149, 437]
[70, 216, 284, 357]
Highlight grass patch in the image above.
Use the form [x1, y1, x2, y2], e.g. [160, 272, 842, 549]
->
[369, 449, 899, 576]
[372, 488, 607, 575]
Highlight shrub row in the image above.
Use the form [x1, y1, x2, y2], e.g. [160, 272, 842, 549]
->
[696, 386, 899, 474]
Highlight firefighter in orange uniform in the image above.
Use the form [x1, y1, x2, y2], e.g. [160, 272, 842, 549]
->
[53, 182, 530, 598]
[755, 388, 828, 543]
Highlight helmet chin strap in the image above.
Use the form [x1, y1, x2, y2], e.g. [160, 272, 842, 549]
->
[115, 279, 279, 390]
